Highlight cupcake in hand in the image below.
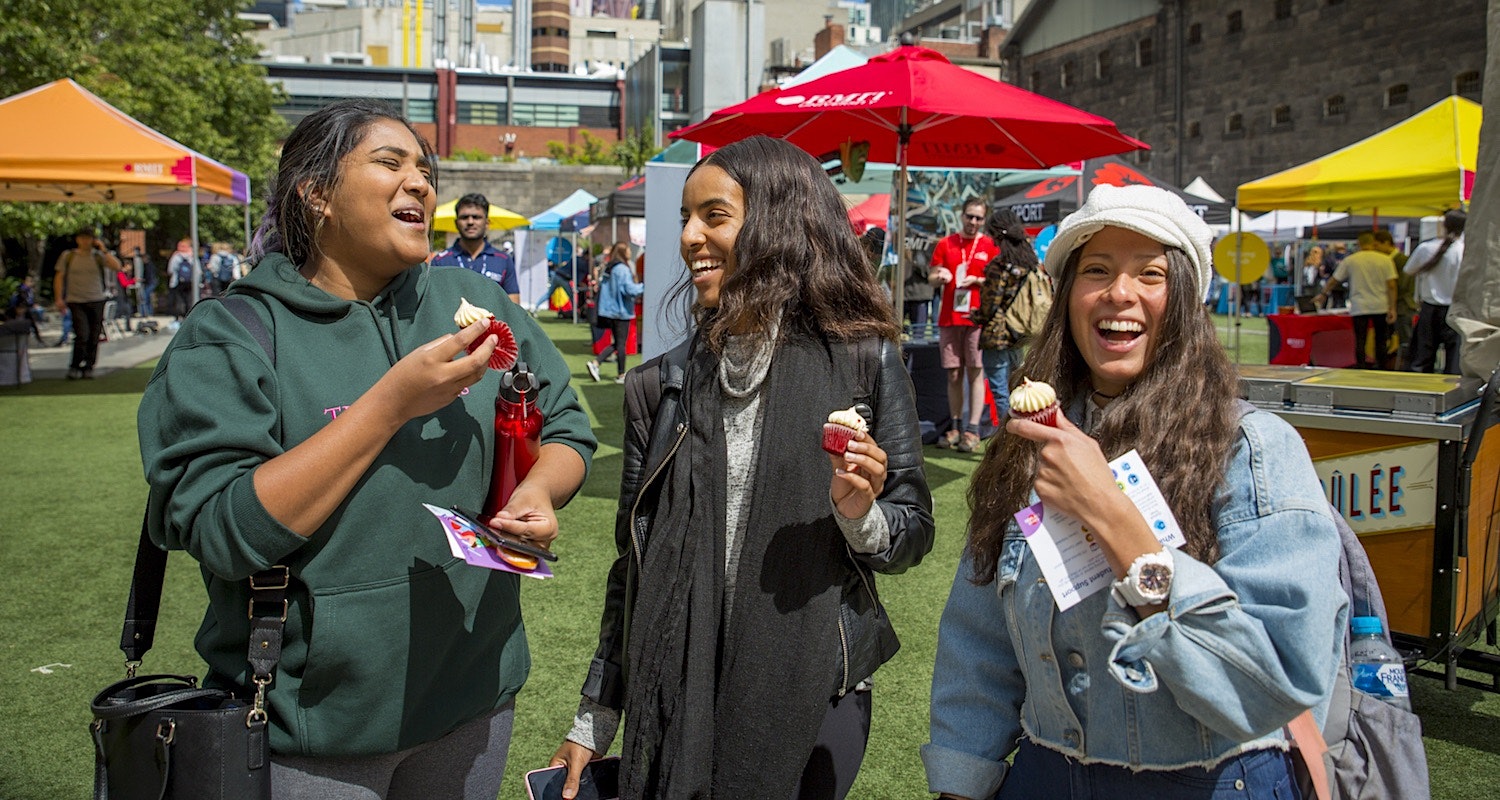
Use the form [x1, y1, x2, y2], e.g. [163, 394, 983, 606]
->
[823, 406, 870, 457]
[1009, 378, 1060, 427]
[454, 297, 519, 371]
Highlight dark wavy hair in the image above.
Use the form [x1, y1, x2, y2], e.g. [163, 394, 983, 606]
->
[672, 136, 900, 350]
[965, 245, 1241, 583]
[982, 208, 1039, 282]
[248, 99, 436, 266]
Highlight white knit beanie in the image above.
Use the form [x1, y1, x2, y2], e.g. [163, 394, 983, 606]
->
[1043, 184, 1215, 299]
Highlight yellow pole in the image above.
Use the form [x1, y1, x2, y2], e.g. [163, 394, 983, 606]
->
[416, 0, 424, 68]
[402, 0, 411, 67]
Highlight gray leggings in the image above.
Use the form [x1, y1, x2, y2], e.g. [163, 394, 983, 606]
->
[271, 700, 514, 800]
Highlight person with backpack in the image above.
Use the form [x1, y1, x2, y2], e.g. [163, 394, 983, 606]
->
[52, 227, 120, 379]
[974, 208, 1048, 424]
[550, 136, 934, 800]
[166, 238, 195, 319]
[925, 185, 1348, 800]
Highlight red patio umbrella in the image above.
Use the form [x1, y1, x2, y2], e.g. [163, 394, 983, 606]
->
[671, 45, 1146, 310]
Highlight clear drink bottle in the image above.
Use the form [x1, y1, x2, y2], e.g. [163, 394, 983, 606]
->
[1348, 615, 1412, 711]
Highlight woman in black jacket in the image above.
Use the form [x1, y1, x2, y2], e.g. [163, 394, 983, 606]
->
[551, 136, 935, 799]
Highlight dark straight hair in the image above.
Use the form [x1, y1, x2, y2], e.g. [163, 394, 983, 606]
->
[248, 99, 436, 265]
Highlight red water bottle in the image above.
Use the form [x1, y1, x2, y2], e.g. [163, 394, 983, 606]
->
[482, 361, 543, 518]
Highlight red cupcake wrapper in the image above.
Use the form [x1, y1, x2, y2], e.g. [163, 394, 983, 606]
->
[465, 319, 519, 371]
[822, 422, 860, 456]
[1010, 404, 1059, 427]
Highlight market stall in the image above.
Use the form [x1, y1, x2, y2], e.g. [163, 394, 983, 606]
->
[0, 78, 252, 305]
[1240, 365, 1500, 690]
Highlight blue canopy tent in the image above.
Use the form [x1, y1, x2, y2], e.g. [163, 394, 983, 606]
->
[528, 188, 598, 230]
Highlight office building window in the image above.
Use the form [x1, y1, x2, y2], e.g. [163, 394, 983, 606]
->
[1324, 94, 1346, 117]
[1272, 104, 1291, 128]
[1188, 120, 1201, 138]
[1275, 0, 1293, 20]
[1061, 61, 1075, 88]
[1227, 10, 1243, 34]
[1225, 113, 1244, 135]
[1137, 38, 1154, 67]
[1455, 71, 1481, 96]
[458, 101, 505, 125]
[1187, 23, 1202, 45]
[1096, 51, 1111, 81]
[1029, 70, 1041, 92]
[407, 98, 436, 124]
[513, 103, 581, 127]
[1385, 84, 1408, 107]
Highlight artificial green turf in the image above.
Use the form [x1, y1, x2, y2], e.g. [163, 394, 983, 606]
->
[2, 314, 1497, 799]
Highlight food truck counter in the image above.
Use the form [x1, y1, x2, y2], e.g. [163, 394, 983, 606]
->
[1238, 365, 1500, 690]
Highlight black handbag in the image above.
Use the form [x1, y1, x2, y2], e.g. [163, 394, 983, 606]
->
[89, 512, 287, 800]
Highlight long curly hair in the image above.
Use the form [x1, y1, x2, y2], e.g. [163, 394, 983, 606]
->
[670, 136, 900, 350]
[965, 245, 1241, 584]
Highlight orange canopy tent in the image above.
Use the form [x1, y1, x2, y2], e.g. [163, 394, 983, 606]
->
[0, 78, 253, 299]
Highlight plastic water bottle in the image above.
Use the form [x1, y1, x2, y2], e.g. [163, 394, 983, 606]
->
[1348, 616, 1412, 711]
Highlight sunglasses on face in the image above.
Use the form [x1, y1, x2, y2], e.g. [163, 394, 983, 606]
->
[963, 214, 985, 222]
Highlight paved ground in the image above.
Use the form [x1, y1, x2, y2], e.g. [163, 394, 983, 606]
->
[13, 310, 177, 382]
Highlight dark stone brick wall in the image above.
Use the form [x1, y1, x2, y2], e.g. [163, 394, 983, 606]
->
[1011, 0, 1486, 198]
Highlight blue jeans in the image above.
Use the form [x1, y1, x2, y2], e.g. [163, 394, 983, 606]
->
[997, 739, 1301, 800]
[981, 347, 1021, 419]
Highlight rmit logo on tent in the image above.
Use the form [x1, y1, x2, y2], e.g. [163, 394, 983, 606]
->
[775, 92, 889, 109]
[916, 142, 1008, 158]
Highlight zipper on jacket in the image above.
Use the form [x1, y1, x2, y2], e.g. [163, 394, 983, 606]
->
[629, 421, 689, 571]
[836, 613, 850, 697]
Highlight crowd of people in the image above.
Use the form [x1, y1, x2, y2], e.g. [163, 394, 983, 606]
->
[112, 97, 1390, 800]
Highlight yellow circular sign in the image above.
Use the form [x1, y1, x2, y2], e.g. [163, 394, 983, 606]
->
[1213, 233, 1270, 284]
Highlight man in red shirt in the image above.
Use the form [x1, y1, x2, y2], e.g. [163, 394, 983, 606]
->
[928, 198, 995, 452]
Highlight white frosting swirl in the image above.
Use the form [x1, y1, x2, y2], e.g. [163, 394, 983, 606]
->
[1010, 378, 1058, 414]
[826, 406, 869, 432]
[453, 297, 494, 328]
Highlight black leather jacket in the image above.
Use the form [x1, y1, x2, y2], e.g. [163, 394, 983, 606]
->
[581, 336, 935, 709]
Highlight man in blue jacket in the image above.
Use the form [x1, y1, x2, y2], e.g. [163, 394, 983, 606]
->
[431, 193, 520, 304]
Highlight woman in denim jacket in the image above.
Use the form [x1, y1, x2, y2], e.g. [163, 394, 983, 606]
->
[924, 185, 1347, 799]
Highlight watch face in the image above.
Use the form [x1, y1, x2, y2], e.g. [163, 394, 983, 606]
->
[1139, 563, 1172, 594]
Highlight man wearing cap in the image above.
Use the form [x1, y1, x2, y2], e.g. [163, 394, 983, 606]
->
[1315, 232, 1397, 370]
[431, 192, 520, 304]
[53, 227, 120, 379]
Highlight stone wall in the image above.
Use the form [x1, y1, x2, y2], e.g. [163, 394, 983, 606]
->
[1014, 0, 1487, 194]
[434, 160, 632, 220]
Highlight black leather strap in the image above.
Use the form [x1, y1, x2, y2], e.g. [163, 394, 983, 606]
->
[120, 510, 166, 662]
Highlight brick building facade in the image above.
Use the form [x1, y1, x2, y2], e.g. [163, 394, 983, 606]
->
[1003, 0, 1486, 196]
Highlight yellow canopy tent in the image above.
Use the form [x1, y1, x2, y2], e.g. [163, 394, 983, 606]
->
[0, 78, 252, 300]
[432, 198, 528, 233]
[1237, 96, 1480, 217]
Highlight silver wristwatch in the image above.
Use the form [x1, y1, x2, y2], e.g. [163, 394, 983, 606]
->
[1112, 549, 1174, 606]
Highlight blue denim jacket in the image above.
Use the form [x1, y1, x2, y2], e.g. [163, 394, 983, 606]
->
[923, 406, 1348, 799]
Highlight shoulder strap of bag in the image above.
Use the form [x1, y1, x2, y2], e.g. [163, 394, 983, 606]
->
[122, 295, 283, 682]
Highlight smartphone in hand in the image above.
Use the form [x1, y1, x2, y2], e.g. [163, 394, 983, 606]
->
[524, 756, 620, 800]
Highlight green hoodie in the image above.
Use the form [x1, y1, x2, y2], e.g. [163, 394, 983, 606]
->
[138, 253, 595, 757]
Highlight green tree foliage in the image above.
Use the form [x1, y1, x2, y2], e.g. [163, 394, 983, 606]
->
[0, 0, 285, 274]
[612, 125, 661, 178]
[546, 130, 615, 165]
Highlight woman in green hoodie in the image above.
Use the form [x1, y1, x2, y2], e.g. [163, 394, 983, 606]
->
[138, 100, 596, 799]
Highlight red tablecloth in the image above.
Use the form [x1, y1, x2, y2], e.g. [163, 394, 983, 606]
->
[1266, 313, 1354, 366]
